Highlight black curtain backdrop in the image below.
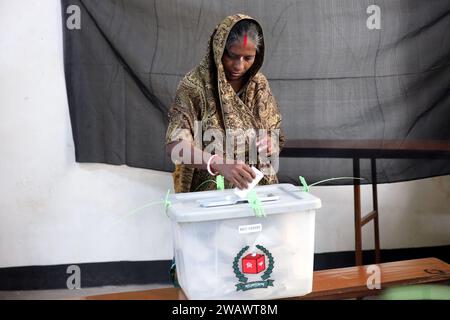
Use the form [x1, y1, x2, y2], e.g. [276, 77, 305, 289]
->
[61, 0, 450, 185]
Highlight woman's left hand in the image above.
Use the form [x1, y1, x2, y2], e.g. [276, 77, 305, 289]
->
[256, 134, 277, 155]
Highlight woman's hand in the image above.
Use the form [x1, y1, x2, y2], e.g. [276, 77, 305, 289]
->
[256, 134, 277, 155]
[211, 159, 256, 190]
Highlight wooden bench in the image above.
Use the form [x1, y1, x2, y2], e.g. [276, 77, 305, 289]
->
[82, 258, 450, 300]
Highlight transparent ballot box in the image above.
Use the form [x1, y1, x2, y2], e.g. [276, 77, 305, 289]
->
[166, 184, 322, 300]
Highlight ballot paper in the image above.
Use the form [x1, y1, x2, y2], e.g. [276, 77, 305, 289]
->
[234, 167, 264, 199]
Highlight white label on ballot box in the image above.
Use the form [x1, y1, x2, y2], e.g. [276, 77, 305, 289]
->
[238, 223, 262, 234]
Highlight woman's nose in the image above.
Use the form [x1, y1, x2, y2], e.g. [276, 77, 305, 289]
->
[233, 57, 244, 69]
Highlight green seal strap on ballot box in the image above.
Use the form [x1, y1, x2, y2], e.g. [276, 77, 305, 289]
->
[233, 245, 275, 292]
[248, 190, 266, 217]
[164, 189, 171, 216]
[299, 176, 310, 192]
[216, 175, 225, 190]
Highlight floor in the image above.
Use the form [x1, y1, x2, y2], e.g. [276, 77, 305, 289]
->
[0, 283, 172, 300]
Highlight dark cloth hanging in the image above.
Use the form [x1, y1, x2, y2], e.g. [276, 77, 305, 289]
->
[61, 0, 450, 185]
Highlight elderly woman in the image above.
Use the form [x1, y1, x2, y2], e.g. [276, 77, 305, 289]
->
[166, 13, 284, 192]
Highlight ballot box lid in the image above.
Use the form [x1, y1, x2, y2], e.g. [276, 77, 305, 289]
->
[167, 183, 321, 223]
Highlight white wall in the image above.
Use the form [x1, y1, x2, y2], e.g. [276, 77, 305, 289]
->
[0, 0, 174, 268]
[313, 178, 450, 253]
[0, 0, 449, 269]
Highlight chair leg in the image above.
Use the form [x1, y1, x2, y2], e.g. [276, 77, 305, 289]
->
[353, 158, 363, 266]
[371, 159, 381, 264]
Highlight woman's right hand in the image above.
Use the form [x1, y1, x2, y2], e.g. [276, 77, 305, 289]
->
[211, 160, 256, 190]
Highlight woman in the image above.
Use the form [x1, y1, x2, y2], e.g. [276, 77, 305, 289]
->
[165, 14, 285, 287]
[166, 14, 285, 193]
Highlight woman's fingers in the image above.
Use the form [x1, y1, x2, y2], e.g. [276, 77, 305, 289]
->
[223, 163, 260, 189]
[242, 164, 256, 179]
[232, 166, 253, 189]
[257, 136, 273, 154]
[233, 175, 248, 189]
[234, 173, 249, 189]
[256, 137, 267, 147]
[239, 167, 254, 183]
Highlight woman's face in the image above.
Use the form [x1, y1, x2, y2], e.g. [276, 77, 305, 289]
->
[222, 40, 256, 81]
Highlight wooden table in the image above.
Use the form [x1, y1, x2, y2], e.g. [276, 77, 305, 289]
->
[280, 139, 450, 266]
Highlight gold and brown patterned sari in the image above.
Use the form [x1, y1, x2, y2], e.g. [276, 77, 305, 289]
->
[166, 14, 285, 193]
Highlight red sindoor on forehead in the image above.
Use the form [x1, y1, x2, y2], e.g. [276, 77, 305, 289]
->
[243, 33, 248, 47]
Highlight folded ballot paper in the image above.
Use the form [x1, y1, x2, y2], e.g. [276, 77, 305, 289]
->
[196, 167, 267, 208]
[234, 166, 264, 199]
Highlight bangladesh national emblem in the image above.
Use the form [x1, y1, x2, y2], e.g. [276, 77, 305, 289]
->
[233, 244, 275, 291]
